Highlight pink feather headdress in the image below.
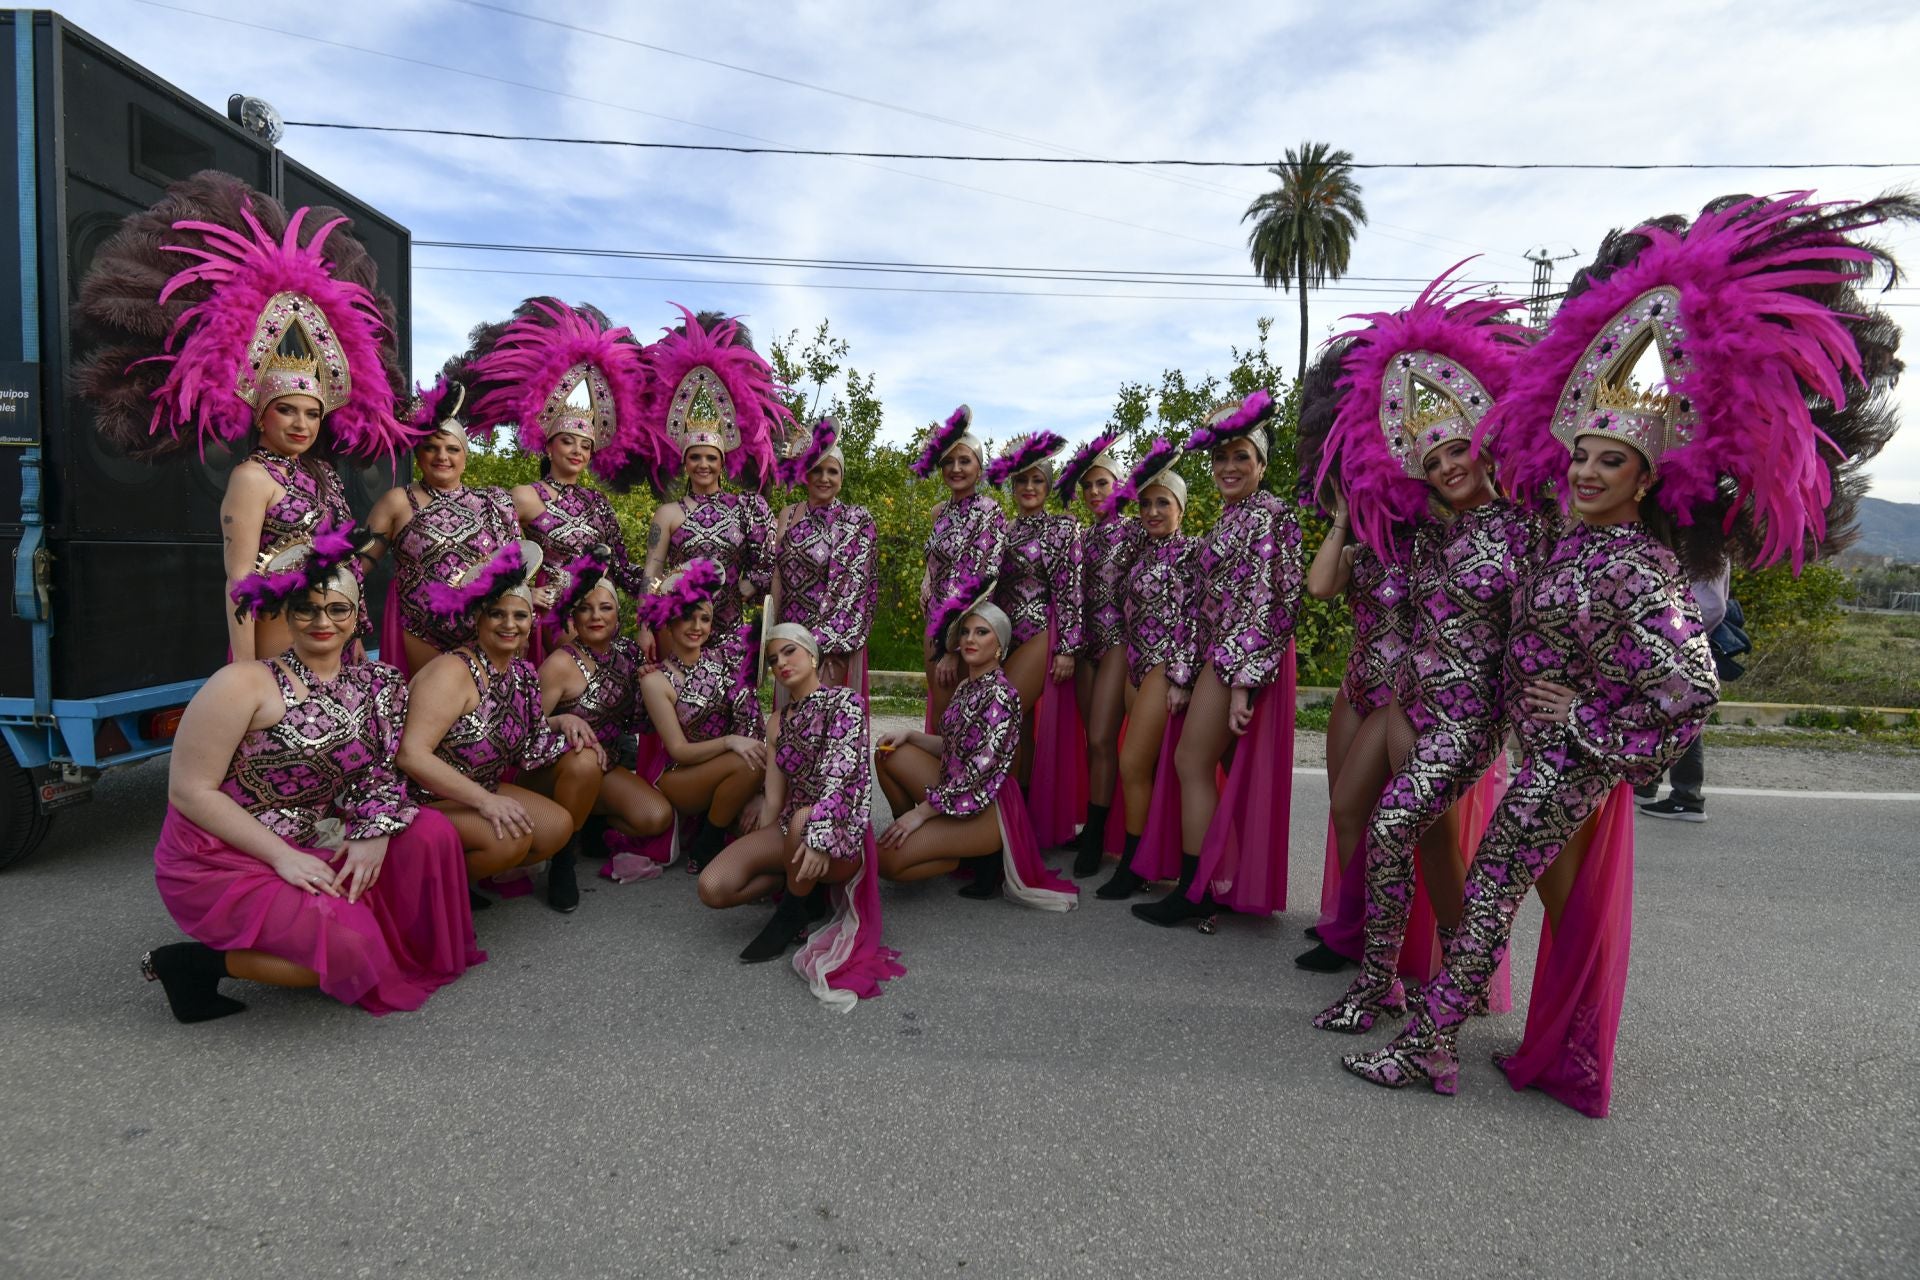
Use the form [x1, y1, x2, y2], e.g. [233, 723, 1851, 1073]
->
[1055, 432, 1122, 504]
[425, 540, 538, 620]
[548, 544, 614, 622]
[1117, 437, 1186, 509]
[640, 305, 790, 490]
[638, 558, 723, 630]
[1186, 389, 1276, 455]
[464, 298, 666, 489]
[1316, 263, 1529, 556]
[777, 417, 840, 487]
[1482, 192, 1896, 571]
[405, 376, 470, 439]
[987, 430, 1068, 487]
[230, 520, 361, 620]
[74, 172, 409, 462]
[925, 568, 993, 649]
[910, 405, 979, 478]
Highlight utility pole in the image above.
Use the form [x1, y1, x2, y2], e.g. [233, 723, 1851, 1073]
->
[1524, 244, 1580, 329]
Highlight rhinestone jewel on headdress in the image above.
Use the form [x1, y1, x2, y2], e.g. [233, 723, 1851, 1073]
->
[539, 363, 617, 449]
[1550, 286, 1699, 468]
[1379, 349, 1494, 478]
[242, 292, 347, 413]
[666, 366, 742, 454]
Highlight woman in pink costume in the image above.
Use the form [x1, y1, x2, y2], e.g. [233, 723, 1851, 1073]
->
[142, 531, 480, 1023]
[1292, 276, 1521, 981]
[637, 308, 786, 675]
[536, 550, 673, 880]
[911, 406, 1007, 730]
[988, 431, 1086, 848]
[1092, 440, 1196, 901]
[1344, 192, 1911, 1114]
[766, 417, 879, 699]
[365, 379, 519, 677]
[634, 561, 770, 874]
[1132, 392, 1304, 928]
[1058, 433, 1142, 878]
[700, 624, 904, 1008]
[876, 590, 1077, 912]
[398, 541, 606, 915]
[73, 171, 412, 663]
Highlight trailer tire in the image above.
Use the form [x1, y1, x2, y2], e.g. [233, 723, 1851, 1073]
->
[0, 739, 55, 871]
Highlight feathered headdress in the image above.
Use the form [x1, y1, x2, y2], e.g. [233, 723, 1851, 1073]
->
[425, 539, 542, 620]
[925, 569, 1004, 655]
[777, 417, 841, 487]
[230, 520, 363, 620]
[1118, 436, 1187, 510]
[74, 170, 408, 462]
[987, 430, 1068, 487]
[910, 404, 981, 478]
[1315, 262, 1529, 556]
[458, 297, 666, 489]
[640, 306, 789, 490]
[1294, 338, 1348, 512]
[405, 376, 470, 440]
[1055, 432, 1122, 505]
[549, 544, 614, 622]
[1186, 389, 1277, 459]
[638, 558, 723, 630]
[1483, 191, 1913, 571]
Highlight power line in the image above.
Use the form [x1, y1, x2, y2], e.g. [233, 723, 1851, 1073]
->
[287, 121, 1920, 172]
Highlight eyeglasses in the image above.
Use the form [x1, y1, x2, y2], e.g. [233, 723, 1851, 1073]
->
[288, 601, 356, 623]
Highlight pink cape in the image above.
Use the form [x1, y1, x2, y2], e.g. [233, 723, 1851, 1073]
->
[1132, 709, 1189, 882]
[1026, 617, 1089, 848]
[153, 805, 484, 1015]
[794, 826, 905, 1010]
[1500, 780, 1636, 1118]
[994, 777, 1078, 910]
[1187, 644, 1298, 915]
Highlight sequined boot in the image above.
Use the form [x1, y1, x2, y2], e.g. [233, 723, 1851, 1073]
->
[1313, 970, 1407, 1034]
[1341, 998, 1459, 1095]
[1435, 924, 1490, 1016]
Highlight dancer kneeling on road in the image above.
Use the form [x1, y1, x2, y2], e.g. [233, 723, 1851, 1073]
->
[143, 530, 482, 1023]
[398, 540, 604, 914]
[633, 559, 769, 874]
[875, 586, 1076, 910]
[699, 626, 904, 1009]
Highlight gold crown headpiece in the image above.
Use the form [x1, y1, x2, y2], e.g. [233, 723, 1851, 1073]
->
[1551, 286, 1699, 471]
[666, 366, 743, 456]
[538, 364, 617, 450]
[240, 292, 348, 415]
[1379, 349, 1494, 478]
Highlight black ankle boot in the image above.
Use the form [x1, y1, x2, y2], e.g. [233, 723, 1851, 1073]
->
[1293, 941, 1356, 973]
[1095, 833, 1145, 899]
[577, 815, 612, 862]
[546, 838, 581, 914]
[141, 942, 246, 1024]
[958, 855, 1006, 899]
[1073, 804, 1111, 878]
[468, 886, 494, 913]
[803, 885, 830, 922]
[686, 818, 727, 873]
[739, 891, 813, 963]
[1131, 853, 1214, 927]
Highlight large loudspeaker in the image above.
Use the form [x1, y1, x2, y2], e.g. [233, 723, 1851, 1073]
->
[0, 14, 408, 699]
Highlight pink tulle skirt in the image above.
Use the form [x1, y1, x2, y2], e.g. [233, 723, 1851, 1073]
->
[378, 578, 414, 678]
[1132, 709, 1189, 882]
[994, 777, 1078, 910]
[1026, 618, 1089, 849]
[153, 805, 484, 1015]
[1500, 780, 1636, 1117]
[794, 827, 905, 1009]
[1187, 646, 1298, 915]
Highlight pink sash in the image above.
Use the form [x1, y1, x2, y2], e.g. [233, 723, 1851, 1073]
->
[794, 827, 906, 1009]
[1188, 644, 1298, 915]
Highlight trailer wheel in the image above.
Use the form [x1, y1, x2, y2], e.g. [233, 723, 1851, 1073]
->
[0, 739, 55, 871]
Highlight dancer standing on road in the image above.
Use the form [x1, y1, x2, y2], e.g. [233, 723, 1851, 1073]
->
[912, 406, 1007, 731]
[988, 431, 1087, 848]
[1093, 440, 1197, 901]
[364, 379, 520, 677]
[637, 308, 785, 676]
[74, 171, 412, 663]
[1058, 433, 1142, 879]
[143, 531, 480, 1023]
[876, 588, 1077, 911]
[1344, 191, 1911, 1113]
[1132, 391, 1304, 928]
[766, 417, 879, 701]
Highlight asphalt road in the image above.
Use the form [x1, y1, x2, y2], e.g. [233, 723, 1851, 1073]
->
[2, 757, 1916, 1279]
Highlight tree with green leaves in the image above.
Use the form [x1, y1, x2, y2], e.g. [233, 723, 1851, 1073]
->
[1243, 140, 1369, 383]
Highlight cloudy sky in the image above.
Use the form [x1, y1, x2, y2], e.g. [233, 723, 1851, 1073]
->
[61, 0, 1920, 499]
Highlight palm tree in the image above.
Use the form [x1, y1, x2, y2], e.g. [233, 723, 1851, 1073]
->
[1242, 141, 1369, 385]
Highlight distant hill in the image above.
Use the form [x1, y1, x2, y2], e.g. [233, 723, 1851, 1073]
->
[1853, 497, 1920, 561]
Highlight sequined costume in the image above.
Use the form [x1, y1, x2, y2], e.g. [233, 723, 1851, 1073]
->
[926, 670, 1021, 817]
[992, 512, 1084, 653]
[551, 639, 643, 752]
[392, 484, 520, 650]
[525, 480, 646, 596]
[774, 686, 871, 862]
[635, 647, 765, 745]
[1319, 498, 1542, 1029]
[153, 654, 482, 1014]
[1123, 534, 1197, 686]
[1339, 542, 1413, 717]
[408, 650, 569, 800]
[1169, 490, 1302, 689]
[667, 489, 774, 654]
[923, 492, 1006, 621]
[775, 501, 879, 658]
[252, 449, 368, 637]
[1081, 512, 1147, 660]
